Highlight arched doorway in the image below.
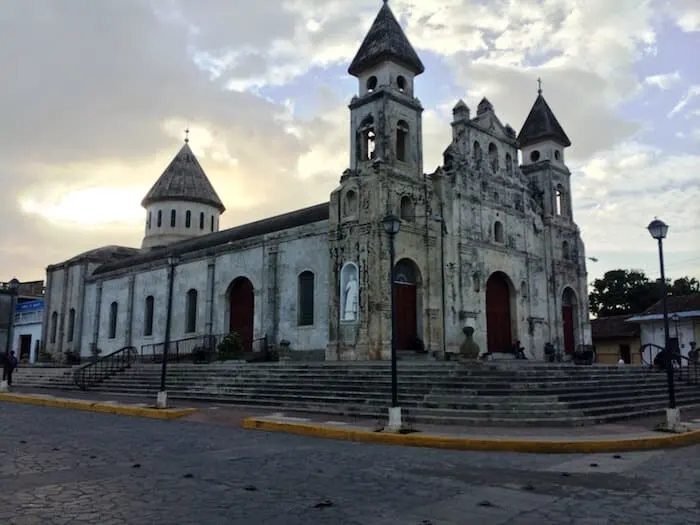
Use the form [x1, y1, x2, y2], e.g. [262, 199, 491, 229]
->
[562, 288, 578, 355]
[485, 272, 513, 353]
[228, 277, 254, 353]
[393, 259, 421, 351]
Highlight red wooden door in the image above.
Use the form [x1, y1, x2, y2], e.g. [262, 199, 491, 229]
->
[486, 273, 512, 353]
[562, 305, 575, 355]
[229, 278, 254, 353]
[394, 283, 417, 350]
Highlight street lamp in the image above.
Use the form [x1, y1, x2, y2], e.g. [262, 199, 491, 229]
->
[382, 214, 402, 431]
[647, 218, 679, 430]
[158, 255, 179, 409]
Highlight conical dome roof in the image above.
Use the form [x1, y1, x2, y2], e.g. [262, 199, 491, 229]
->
[141, 142, 225, 213]
[348, 1, 424, 76]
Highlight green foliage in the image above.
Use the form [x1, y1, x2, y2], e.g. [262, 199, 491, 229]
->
[589, 270, 700, 318]
[217, 331, 243, 361]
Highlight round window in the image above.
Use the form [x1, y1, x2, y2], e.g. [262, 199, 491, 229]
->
[530, 150, 541, 162]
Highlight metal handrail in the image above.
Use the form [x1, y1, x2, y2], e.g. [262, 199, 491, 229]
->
[639, 343, 699, 385]
[140, 333, 269, 363]
[73, 346, 138, 391]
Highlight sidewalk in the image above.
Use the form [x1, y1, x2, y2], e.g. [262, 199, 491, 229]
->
[3, 387, 700, 453]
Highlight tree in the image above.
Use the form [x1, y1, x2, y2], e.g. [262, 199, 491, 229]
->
[589, 270, 700, 318]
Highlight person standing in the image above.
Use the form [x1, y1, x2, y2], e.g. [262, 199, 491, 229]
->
[2, 350, 18, 387]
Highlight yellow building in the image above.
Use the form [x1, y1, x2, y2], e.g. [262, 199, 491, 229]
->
[591, 315, 642, 364]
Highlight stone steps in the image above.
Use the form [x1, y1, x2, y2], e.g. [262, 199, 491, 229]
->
[12, 362, 700, 426]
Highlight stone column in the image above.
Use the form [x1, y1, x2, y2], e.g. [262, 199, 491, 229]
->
[92, 282, 103, 353]
[125, 274, 135, 347]
[205, 256, 216, 336]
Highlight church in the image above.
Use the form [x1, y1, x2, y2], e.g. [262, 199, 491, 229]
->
[42, 2, 591, 363]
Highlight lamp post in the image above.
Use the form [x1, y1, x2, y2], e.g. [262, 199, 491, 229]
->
[647, 218, 679, 430]
[158, 255, 179, 409]
[382, 214, 401, 431]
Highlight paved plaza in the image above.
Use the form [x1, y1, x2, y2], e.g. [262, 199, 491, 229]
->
[0, 404, 699, 525]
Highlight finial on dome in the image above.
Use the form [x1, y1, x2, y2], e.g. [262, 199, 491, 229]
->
[537, 77, 542, 95]
[184, 128, 190, 144]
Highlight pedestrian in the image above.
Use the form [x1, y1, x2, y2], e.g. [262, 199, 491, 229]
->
[2, 350, 18, 387]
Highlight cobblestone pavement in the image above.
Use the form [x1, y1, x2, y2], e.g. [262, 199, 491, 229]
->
[0, 404, 698, 525]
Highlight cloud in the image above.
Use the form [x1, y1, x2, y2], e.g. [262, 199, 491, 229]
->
[0, 0, 696, 286]
[666, 0, 700, 31]
[668, 85, 700, 117]
[645, 71, 682, 90]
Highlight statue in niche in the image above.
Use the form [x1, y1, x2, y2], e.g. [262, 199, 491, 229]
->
[343, 274, 359, 322]
[459, 326, 481, 360]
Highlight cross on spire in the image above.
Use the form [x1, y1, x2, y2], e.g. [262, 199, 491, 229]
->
[184, 128, 190, 143]
[537, 77, 542, 95]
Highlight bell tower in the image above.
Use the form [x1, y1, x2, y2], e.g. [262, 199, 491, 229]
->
[327, 1, 433, 361]
[347, 0, 425, 178]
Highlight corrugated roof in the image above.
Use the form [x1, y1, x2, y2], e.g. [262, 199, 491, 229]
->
[92, 202, 330, 276]
[348, 2, 424, 76]
[141, 142, 225, 212]
[642, 295, 700, 316]
[591, 315, 640, 340]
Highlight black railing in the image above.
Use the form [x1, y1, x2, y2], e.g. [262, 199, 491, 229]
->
[639, 342, 699, 386]
[73, 346, 138, 391]
[140, 333, 270, 364]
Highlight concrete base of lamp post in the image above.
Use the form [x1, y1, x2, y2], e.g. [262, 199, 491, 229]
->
[0, 380, 8, 392]
[657, 408, 691, 433]
[156, 391, 168, 409]
[385, 406, 404, 433]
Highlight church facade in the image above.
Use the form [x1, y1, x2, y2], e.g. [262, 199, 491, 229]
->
[41, 2, 591, 363]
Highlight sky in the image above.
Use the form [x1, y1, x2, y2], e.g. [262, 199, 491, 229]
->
[1, 0, 698, 287]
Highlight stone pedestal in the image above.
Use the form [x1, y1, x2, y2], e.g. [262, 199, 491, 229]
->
[0, 380, 8, 392]
[657, 407, 690, 433]
[386, 406, 403, 433]
[156, 390, 168, 409]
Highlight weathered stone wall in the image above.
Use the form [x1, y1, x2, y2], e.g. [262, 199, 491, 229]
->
[47, 219, 330, 360]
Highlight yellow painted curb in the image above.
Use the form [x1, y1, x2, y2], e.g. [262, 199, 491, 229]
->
[0, 393, 196, 420]
[241, 417, 700, 454]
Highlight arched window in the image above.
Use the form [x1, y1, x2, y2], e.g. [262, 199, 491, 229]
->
[488, 143, 499, 172]
[210, 215, 214, 232]
[199, 212, 204, 230]
[157, 210, 162, 228]
[298, 271, 315, 326]
[343, 190, 357, 218]
[397, 75, 406, 93]
[555, 185, 564, 216]
[494, 221, 504, 243]
[147, 212, 152, 230]
[358, 115, 376, 161]
[67, 308, 75, 342]
[400, 196, 414, 221]
[473, 141, 482, 164]
[366, 76, 377, 92]
[396, 120, 409, 162]
[185, 210, 191, 229]
[108, 302, 118, 339]
[562, 241, 570, 260]
[505, 153, 513, 176]
[186, 289, 197, 333]
[50, 311, 58, 343]
[170, 209, 176, 227]
[144, 296, 154, 336]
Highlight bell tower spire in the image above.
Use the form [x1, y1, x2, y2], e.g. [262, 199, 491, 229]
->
[347, 1, 425, 178]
